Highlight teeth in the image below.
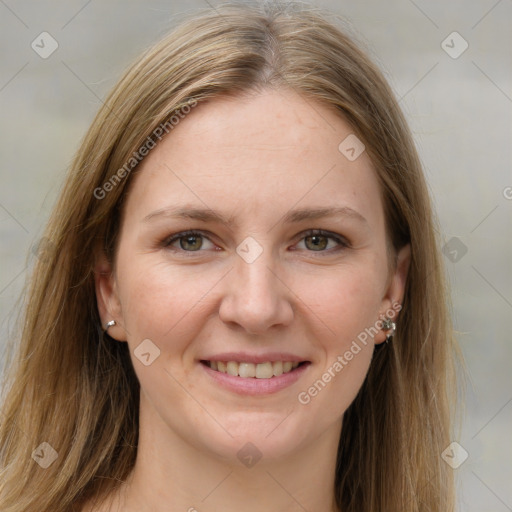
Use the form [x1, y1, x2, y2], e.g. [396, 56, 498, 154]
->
[238, 363, 255, 378]
[226, 361, 238, 376]
[255, 362, 273, 379]
[208, 360, 302, 378]
[273, 361, 283, 376]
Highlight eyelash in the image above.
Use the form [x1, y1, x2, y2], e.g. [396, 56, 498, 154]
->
[162, 229, 350, 256]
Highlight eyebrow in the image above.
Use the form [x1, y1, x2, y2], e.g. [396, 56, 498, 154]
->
[142, 205, 368, 228]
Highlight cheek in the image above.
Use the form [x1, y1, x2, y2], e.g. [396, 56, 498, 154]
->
[298, 264, 383, 348]
[298, 344, 373, 427]
[295, 268, 379, 418]
[116, 254, 220, 349]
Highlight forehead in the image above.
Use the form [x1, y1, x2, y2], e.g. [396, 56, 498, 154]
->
[123, 88, 385, 231]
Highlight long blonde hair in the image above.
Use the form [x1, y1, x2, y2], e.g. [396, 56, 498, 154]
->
[0, 2, 462, 511]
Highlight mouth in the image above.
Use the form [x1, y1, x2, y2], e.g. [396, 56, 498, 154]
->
[199, 358, 311, 395]
[200, 360, 309, 379]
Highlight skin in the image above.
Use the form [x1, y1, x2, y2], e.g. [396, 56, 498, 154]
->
[92, 88, 410, 512]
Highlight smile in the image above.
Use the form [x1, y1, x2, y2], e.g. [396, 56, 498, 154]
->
[199, 359, 311, 395]
[201, 360, 303, 378]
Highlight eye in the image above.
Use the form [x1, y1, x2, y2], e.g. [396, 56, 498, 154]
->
[295, 229, 350, 253]
[162, 229, 349, 255]
[163, 230, 216, 252]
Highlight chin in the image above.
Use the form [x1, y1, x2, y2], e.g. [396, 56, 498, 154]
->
[194, 411, 314, 464]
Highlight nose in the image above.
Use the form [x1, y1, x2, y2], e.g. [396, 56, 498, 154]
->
[218, 250, 294, 335]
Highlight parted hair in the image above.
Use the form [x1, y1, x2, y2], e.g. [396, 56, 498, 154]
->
[0, 2, 462, 511]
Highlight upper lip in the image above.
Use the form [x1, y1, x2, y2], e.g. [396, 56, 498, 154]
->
[200, 352, 310, 364]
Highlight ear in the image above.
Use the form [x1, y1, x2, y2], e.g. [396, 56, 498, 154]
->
[94, 249, 127, 342]
[374, 243, 411, 345]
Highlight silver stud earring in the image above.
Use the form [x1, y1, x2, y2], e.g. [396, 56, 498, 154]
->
[104, 320, 116, 333]
[381, 317, 396, 343]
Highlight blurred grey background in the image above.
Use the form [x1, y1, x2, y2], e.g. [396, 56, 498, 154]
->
[0, 1, 511, 510]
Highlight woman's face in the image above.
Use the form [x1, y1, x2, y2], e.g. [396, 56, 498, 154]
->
[96, 88, 410, 463]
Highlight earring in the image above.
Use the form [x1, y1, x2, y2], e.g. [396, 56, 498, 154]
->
[104, 320, 116, 333]
[381, 317, 396, 343]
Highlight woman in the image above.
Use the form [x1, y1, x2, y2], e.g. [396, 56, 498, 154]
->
[0, 2, 461, 511]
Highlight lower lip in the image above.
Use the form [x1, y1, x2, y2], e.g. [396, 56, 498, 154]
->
[200, 361, 311, 396]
